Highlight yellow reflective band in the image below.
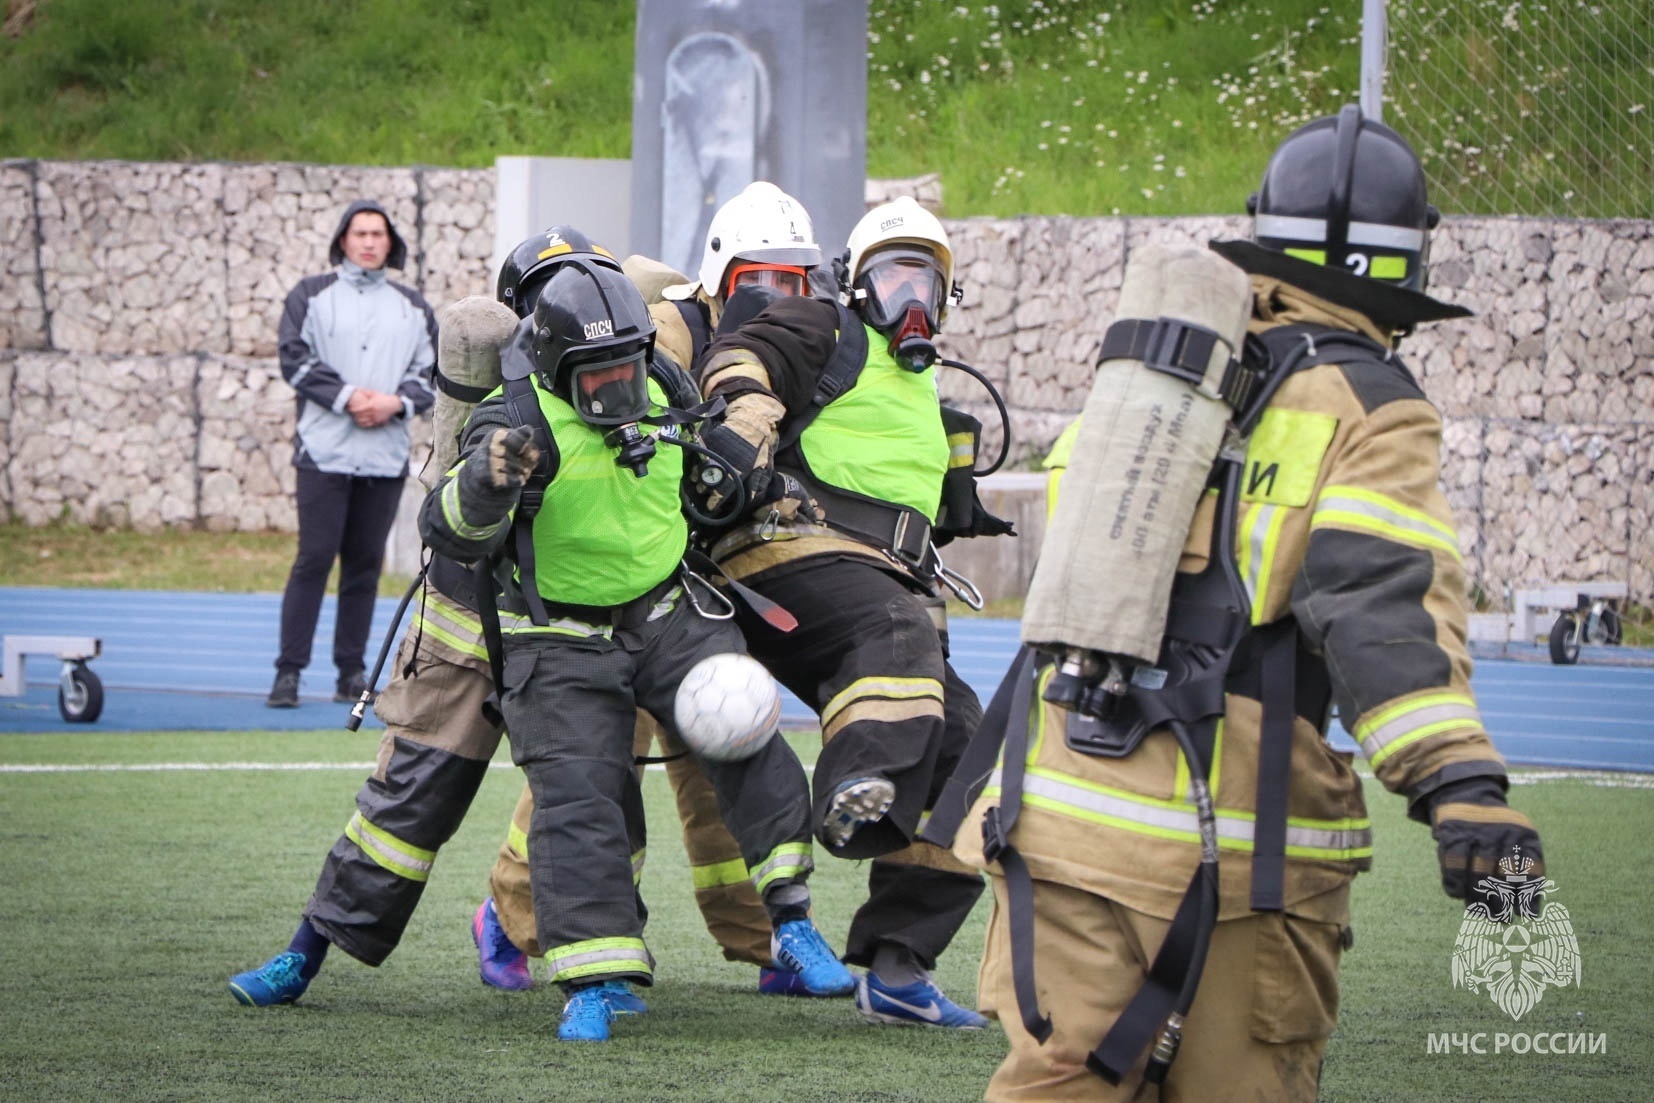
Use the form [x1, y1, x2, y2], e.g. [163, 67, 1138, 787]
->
[821, 676, 943, 731]
[440, 479, 504, 542]
[981, 769, 1373, 859]
[419, 588, 483, 634]
[751, 842, 813, 895]
[691, 856, 751, 890]
[1239, 502, 1287, 622]
[1285, 247, 1326, 265]
[546, 936, 652, 983]
[1356, 692, 1483, 768]
[345, 812, 436, 882]
[497, 610, 614, 640]
[412, 610, 491, 660]
[947, 431, 975, 469]
[1370, 255, 1408, 280]
[1312, 485, 1462, 561]
[506, 820, 527, 860]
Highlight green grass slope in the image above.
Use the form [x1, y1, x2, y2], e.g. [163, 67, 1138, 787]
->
[0, 0, 1363, 216]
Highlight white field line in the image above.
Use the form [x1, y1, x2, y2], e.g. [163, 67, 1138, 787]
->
[3, 762, 1648, 786]
[0, 761, 800, 775]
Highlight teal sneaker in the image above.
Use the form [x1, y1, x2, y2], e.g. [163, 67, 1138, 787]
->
[856, 973, 988, 1029]
[557, 983, 617, 1042]
[770, 919, 855, 997]
[228, 951, 310, 1007]
[600, 979, 648, 1016]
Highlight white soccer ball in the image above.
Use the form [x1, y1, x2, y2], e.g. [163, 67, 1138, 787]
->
[673, 652, 782, 763]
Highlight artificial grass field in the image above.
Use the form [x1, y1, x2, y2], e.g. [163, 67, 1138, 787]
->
[1, 730, 1648, 1102]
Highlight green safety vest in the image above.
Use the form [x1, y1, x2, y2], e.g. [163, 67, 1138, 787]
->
[798, 325, 949, 521]
[526, 376, 687, 607]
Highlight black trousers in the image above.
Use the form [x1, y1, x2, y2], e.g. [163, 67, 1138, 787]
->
[276, 467, 404, 677]
[737, 557, 985, 969]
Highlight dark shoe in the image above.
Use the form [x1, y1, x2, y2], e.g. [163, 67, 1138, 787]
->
[334, 671, 374, 704]
[266, 670, 300, 709]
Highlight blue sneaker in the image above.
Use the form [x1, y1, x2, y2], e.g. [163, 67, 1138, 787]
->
[770, 919, 855, 997]
[472, 898, 532, 991]
[228, 950, 310, 1007]
[757, 965, 819, 997]
[856, 973, 988, 1029]
[557, 983, 618, 1042]
[601, 980, 648, 1016]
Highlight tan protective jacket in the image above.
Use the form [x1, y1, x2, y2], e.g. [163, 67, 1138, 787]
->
[956, 284, 1507, 927]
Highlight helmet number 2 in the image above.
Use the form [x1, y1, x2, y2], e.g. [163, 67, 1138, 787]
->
[1345, 253, 1370, 276]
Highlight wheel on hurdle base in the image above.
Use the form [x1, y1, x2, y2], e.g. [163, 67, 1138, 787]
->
[58, 660, 104, 723]
[1548, 613, 1581, 666]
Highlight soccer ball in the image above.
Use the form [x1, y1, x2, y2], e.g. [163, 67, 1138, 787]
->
[673, 652, 782, 763]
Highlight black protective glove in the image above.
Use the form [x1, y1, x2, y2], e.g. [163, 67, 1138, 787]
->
[455, 424, 540, 520]
[1428, 776, 1543, 915]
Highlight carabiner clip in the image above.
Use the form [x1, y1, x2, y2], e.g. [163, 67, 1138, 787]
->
[680, 566, 735, 621]
[932, 545, 984, 611]
[759, 508, 780, 542]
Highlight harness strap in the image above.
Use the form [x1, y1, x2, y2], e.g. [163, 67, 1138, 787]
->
[918, 644, 1031, 850]
[1250, 620, 1298, 911]
[776, 303, 868, 455]
[1088, 870, 1211, 1083]
[798, 479, 935, 571]
[473, 560, 506, 729]
[434, 365, 494, 404]
[501, 375, 557, 626]
[673, 300, 712, 376]
[975, 647, 1052, 1044]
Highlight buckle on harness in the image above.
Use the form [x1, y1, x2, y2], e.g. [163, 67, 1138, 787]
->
[981, 805, 1010, 864]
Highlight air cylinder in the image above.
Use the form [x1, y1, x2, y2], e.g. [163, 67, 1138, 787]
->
[1021, 244, 1252, 665]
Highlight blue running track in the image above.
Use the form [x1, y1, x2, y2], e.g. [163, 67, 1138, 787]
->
[1, 587, 1651, 772]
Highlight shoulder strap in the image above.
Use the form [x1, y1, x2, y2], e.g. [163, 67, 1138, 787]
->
[672, 299, 712, 377]
[776, 302, 869, 455]
[499, 376, 559, 626]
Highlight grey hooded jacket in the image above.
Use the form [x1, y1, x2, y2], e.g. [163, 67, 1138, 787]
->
[278, 199, 438, 477]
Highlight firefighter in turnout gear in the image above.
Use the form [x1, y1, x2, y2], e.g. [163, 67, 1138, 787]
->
[695, 196, 1015, 1028]
[225, 227, 795, 1011]
[482, 192, 830, 996]
[420, 256, 851, 1042]
[936, 106, 1545, 1101]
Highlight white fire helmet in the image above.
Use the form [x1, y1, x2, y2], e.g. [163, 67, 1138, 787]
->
[696, 182, 822, 303]
[845, 196, 957, 329]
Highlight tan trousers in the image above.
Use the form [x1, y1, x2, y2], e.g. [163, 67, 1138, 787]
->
[490, 714, 773, 966]
[980, 876, 1344, 1103]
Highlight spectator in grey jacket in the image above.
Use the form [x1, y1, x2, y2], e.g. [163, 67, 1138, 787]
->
[267, 199, 437, 708]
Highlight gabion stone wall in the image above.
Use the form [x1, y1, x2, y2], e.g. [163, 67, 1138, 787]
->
[0, 157, 1648, 602]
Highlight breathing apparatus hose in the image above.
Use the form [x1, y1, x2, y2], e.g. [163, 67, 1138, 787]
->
[938, 357, 1012, 476]
[1144, 719, 1220, 1084]
[345, 559, 431, 732]
[656, 433, 751, 531]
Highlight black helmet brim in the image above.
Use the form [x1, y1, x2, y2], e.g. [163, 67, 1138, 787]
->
[1210, 239, 1472, 331]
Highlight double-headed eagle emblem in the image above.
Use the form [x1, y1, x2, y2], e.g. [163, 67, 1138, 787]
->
[1451, 851, 1581, 1021]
